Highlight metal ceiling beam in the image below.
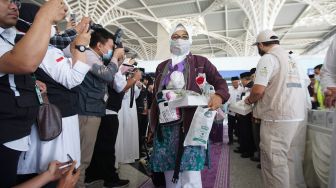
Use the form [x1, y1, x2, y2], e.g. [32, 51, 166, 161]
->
[131, 0, 196, 11]
[279, 5, 310, 41]
[100, 6, 158, 26]
[225, 4, 228, 37]
[139, 0, 157, 19]
[303, 25, 336, 55]
[96, 0, 128, 24]
[236, 0, 287, 34]
[196, 0, 202, 13]
[133, 18, 156, 38]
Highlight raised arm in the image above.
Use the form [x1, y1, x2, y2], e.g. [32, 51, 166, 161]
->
[0, 0, 67, 74]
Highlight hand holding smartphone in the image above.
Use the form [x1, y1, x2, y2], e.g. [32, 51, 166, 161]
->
[66, 154, 77, 174]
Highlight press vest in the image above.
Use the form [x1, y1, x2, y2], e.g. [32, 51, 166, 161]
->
[74, 71, 106, 116]
[35, 68, 78, 117]
[0, 74, 39, 144]
[254, 46, 306, 121]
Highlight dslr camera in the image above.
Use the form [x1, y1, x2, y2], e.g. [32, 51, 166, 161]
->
[88, 22, 103, 31]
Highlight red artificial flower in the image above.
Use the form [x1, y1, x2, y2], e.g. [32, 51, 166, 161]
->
[196, 76, 205, 85]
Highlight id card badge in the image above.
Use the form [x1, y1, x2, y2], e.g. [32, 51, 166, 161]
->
[35, 84, 43, 105]
[158, 101, 180, 124]
[31, 74, 43, 105]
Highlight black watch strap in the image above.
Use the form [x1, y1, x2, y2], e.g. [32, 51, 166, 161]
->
[75, 45, 88, 52]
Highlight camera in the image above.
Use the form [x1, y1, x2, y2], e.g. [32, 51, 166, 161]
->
[70, 14, 76, 23]
[88, 22, 103, 32]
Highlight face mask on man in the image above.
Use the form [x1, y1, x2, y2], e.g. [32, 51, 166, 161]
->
[101, 49, 113, 62]
[170, 39, 191, 56]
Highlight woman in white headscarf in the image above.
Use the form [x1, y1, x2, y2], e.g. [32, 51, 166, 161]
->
[149, 23, 230, 187]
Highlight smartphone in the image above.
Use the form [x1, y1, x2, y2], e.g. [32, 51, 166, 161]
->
[66, 154, 77, 174]
[70, 14, 76, 23]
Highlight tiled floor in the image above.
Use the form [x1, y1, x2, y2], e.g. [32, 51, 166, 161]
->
[86, 163, 150, 188]
[86, 125, 263, 188]
[229, 142, 263, 188]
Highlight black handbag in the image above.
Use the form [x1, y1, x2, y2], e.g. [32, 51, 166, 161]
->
[36, 93, 62, 141]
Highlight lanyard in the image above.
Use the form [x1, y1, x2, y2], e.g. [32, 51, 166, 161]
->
[0, 34, 14, 46]
[31, 74, 44, 105]
[0, 33, 43, 104]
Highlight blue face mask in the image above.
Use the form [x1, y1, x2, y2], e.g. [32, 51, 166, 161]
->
[102, 49, 113, 61]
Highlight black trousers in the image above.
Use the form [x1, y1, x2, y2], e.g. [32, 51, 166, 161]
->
[137, 113, 148, 154]
[86, 114, 120, 182]
[237, 113, 255, 154]
[0, 144, 22, 187]
[228, 114, 237, 142]
[252, 119, 261, 157]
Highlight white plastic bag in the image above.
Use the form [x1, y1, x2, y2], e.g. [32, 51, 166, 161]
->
[228, 100, 252, 115]
[184, 106, 216, 148]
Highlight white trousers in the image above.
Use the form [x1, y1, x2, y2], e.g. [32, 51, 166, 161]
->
[260, 120, 304, 188]
[17, 115, 81, 174]
[164, 170, 202, 188]
[288, 120, 307, 188]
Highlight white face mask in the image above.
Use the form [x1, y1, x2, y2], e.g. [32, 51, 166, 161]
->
[50, 25, 57, 39]
[170, 39, 191, 56]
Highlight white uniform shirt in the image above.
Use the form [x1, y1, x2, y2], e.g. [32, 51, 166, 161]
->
[254, 54, 279, 87]
[39, 46, 91, 89]
[321, 36, 336, 89]
[0, 27, 30, 151]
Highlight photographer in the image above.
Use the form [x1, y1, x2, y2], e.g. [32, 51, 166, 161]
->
[135, 74, 153, 156]
[86, 59, 142, 188]
[49, 20, 84, 50]
[15, 2, 91, 181]
[0, 0, 67, 186]
[73, 28, 125, 188]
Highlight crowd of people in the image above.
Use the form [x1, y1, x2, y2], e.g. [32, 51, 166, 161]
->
[1, 0, 336, 188]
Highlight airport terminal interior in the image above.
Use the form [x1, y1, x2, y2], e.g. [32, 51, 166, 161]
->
[2, 0, 336, 187]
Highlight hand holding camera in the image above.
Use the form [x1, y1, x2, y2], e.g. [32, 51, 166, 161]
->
[38, 0, 68, 24]
[74, 17, 90, 33]
[132, 69, 142, 82]
[72, 23, 91, 48]
[113, 48, 125, 65]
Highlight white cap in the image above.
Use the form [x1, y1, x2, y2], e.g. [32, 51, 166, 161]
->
[253, 29, 279, 45]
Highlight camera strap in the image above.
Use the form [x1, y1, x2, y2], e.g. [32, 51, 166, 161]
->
[130, 85, 135, 108]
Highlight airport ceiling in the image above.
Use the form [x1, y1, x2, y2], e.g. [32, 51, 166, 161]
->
[28, 0, 336, 60]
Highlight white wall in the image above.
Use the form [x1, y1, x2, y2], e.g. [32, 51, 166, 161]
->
[137, 55, 326, 74]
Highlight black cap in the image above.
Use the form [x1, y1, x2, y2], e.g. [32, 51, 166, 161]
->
[231, 76, 239, 81]
[250, 68, 256, 74]
[16, 3, 40, 33]
[240, 72, 251, 79]
[314, 64, 322, 70]
[308, 74, 314, 78]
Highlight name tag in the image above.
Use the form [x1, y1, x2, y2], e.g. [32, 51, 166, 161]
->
[286, 83, 302, 88]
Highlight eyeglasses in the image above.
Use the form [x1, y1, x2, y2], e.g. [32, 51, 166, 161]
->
[171, 34, 189, 41]
[6, 0, 21, 9]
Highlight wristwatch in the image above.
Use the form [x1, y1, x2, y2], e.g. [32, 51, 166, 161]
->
[75, 45, 88, 52]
